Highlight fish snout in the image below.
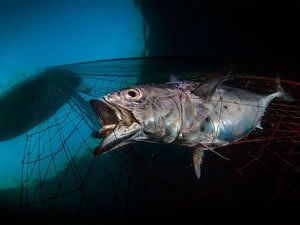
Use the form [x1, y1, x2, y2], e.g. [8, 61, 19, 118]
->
[105, 92, 122, 103]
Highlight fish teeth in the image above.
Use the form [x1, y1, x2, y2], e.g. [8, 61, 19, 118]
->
[103, 124, 117, 129]
[98, 124, 117, 138]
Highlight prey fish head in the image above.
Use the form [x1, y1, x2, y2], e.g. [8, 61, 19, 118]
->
[90, 85, 182, 155]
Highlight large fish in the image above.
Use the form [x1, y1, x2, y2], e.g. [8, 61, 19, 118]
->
[89, 67, 291, 178]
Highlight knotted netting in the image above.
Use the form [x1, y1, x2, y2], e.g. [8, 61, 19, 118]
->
[19, 58, 300, 217]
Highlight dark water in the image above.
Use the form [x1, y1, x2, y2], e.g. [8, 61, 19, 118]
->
[136, 0, 300, 78]
[0, 0, 299, 224]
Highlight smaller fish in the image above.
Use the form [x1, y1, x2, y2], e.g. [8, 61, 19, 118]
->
[90, 67, 292, 179]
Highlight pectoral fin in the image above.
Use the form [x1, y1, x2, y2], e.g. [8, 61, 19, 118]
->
[193, 148, 205, 179]
[192, 65, 232, 100]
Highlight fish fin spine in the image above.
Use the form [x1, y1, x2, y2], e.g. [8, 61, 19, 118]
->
[169, 74, 178, 82]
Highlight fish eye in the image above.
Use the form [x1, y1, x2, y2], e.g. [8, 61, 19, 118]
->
[128, 91, 137, 97]
[126, 89, 141, 100]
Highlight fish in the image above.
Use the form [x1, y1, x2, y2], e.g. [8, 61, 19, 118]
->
[89, 66, 292, 179]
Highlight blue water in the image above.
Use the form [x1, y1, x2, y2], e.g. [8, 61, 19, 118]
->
[0, 0, 144, 190]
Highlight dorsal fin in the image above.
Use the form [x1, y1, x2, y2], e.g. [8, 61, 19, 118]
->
[192, 65, 232, 100]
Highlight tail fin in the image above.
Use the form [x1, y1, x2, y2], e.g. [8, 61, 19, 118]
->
[275, 77, 294, 102]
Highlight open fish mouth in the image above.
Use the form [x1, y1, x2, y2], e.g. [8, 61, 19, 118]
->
[90, 99, 121, 138]
[89, 98, 140, 155]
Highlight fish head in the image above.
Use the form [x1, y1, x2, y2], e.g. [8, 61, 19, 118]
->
[90, 85, 182, 155]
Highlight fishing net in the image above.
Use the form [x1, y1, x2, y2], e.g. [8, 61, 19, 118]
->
[19, 58, 300, 219]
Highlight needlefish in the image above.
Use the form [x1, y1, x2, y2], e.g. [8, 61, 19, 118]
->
[89, 66, 292, 178]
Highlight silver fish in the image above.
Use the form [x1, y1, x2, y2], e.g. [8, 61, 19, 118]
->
[90, 67, 291, 178]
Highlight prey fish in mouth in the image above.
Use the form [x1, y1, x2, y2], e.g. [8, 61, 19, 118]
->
[89, 66, 292, 179]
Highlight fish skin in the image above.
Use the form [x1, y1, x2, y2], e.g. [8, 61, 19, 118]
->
[90, 73, 289, 179]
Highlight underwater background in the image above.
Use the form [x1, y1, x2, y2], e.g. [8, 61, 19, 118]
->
[0, 0, 299, 224]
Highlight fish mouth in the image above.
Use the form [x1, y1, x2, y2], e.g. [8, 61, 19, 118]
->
[90, 98, 140, 155]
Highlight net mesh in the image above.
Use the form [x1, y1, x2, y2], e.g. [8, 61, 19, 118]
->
[19, 64, 300, 216]
[20, 73, 138, 214]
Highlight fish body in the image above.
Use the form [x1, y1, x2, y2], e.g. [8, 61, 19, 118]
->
[175, 82, 281, 149]
[90, 67, 290, 178]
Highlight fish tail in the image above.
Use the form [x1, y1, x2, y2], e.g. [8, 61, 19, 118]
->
[275, 77, 294, 102]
